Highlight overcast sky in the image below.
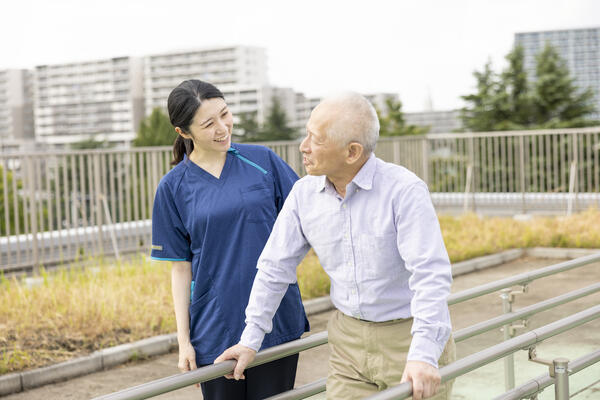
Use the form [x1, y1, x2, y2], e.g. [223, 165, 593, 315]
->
[2, 0, 599, 111]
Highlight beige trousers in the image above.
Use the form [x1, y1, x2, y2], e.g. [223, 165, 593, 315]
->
[326, 310, 456, 400]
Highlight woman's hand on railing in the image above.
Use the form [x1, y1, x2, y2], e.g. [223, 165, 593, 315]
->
[178, 341, 199, 387]
[214, 343, 257, 380]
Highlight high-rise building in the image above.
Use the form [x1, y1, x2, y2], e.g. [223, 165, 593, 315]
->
[0, 69, 35, 143]
[364, 93, 399, 114]
[515, 27, 600, 119]
[144, 46, 268, 116]
[34, 57, 144, 146]
[404, 110, 462, 134]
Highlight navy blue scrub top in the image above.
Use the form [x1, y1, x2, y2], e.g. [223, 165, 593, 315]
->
[151, 143, 309, 364]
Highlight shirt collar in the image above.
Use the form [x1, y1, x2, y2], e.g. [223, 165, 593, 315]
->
[315, 153, 376, 193]
[351, 153, 376, 190]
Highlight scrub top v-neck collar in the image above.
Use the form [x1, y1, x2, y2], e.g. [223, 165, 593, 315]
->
[183, 149, 235, 187]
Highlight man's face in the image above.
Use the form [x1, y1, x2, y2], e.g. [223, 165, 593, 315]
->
[299, 105, 347, 177]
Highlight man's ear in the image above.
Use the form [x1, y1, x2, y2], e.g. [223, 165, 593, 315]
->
[346, 142, 364, 164]
[175, 127, 192, 140]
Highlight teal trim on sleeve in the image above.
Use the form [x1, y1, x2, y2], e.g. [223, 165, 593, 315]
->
[234, 154, 268, 174]
[151, 256, 188, 262]
[190, 280, 195, 302]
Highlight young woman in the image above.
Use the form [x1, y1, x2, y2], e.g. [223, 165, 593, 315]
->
[150, 80, 308, 399]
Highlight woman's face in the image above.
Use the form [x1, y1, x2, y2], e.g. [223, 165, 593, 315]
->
[186, 97, 233, 152]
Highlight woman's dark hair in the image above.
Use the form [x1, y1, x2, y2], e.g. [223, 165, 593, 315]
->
[168, 80, 224, 165]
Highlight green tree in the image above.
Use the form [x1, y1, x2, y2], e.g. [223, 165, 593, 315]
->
[378, 98, 429, 136]
[244, 97, 297, 142]
[460, 61, 506, 131]
[133, 108, 176, 147]
[501, 45, 534, 128]
[70, 136, 111, 150]
[461, 44, 597, 131]
[235, 112, 259, 140]
[532, 43, 597, 128]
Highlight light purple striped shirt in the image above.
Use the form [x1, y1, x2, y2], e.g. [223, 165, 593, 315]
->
[240, 153, 453, 367]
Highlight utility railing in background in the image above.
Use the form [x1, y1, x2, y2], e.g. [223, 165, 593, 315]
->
[2, 127, 600, 272]
[92, 253, 600, 400]
[0, 148, 172, 272]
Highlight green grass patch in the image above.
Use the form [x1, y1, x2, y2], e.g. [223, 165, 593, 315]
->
[1, 209, 600, 373]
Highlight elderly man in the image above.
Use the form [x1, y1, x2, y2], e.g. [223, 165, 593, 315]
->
[215, 93, 455, 400]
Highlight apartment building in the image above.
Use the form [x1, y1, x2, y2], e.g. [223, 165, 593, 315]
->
[404, 110, 462, 134]
[0, 69, 34, 143]
[144, 46, 268, 116]
[34, 57, 144, 146]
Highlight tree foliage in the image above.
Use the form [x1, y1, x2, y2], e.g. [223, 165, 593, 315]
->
[532, 44, 597, 128]
[461, 44, 597, 131]
[377, 98, 429, 136]
[70, 136, 112, 150]
[242, 97, 297, 142]
[133, 108, 176, 147]
[235, 112, 260, 140]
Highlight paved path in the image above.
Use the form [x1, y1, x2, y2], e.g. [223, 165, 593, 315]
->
[3, 256, 600, 399]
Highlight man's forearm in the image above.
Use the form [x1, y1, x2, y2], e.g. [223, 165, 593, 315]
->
[240, 267, 292, 350]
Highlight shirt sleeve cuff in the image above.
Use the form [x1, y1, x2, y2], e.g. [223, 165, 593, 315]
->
[239, 323, 266, 352]
[407, 335, 445, 368]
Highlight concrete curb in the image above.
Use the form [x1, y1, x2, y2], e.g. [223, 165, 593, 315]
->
[451, 249, 525, 276]
[2, 247, 598, 396]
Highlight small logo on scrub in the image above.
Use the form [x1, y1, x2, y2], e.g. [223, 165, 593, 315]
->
[151, 244, 163, 251]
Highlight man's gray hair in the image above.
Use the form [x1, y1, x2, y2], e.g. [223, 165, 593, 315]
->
[320, 92, 380, 154]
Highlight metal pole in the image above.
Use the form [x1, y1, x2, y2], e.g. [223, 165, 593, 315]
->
[567, 161, 577, 216]
[494, 350, 600, 400]
[26, 157, 40, 272]
[448, 252, 600, 305]
[463, 164, 473, 214]
[553, 358, 570, 400]
[421, 138, 429, 186]
[364, 305, 600, 400]
[500, 289, 515, 390]
[519, 135, 526, 214]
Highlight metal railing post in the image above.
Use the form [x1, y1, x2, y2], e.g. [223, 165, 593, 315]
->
[500, 288, 515, 390]
[519, 135, 526, 214]
[463, 164, 473, 213]
[567, 161, 577, 216]
[553, 358, 570, 400]
[25, 156, 40, 272]
[421, 138, 429, 186]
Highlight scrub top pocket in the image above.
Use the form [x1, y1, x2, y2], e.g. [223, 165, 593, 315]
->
[240, 184, 276, 223]
[189, 292, 230, 357]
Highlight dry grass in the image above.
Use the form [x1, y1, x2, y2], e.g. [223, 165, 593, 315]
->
[0, 256, 174, 373]
[1, 209, 600, 373]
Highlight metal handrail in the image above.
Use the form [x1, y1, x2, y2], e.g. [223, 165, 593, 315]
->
[364, 304, 600, 400]
[92, 332, 328, 400]
[493, 349, 600, 400]
[453, 281, 600, 342]
[93, 254, 600, 399]
[265, 283, 600, 399]
[265, 378, 328, 400]
[447, 252, 600, 305]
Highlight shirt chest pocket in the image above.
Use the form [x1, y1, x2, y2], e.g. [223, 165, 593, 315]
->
[240, 184, 276, 223]
[358, 232, 403, 280]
